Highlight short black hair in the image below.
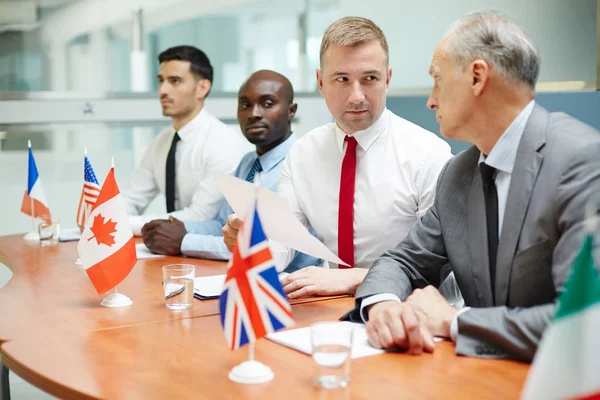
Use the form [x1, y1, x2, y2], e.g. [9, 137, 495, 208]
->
[158, 45, 213, 84]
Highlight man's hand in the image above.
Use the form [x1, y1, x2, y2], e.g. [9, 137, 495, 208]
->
[366, 301, 435, 355]
[405, 286, 459, 338]
[281, 267, 368, 299]
[222, 214, 242, 253]
[141, 217, 187, 255]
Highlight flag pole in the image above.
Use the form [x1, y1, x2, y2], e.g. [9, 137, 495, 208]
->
[23, 139, 40, 241]
[29, 139, 35, 228]
[30, 195, 35, 233]
[227, 169, 274, 384]
[249, 343, 255, 362]
[98, 158, 133, 308]
[248, 170, 260, 366]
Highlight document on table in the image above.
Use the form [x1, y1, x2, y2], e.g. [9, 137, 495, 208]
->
[193, 273, 289, 300]
[215, 173, 348, 267]
[135, 243, 166, 259]
[194, 274, 226, 300]
[266, 322, 383, 359]
[266, 321, 444, 359]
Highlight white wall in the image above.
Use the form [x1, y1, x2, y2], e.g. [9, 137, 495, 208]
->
[339, 0, 597, 89]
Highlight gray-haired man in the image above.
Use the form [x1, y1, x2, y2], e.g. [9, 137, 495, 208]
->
[344, 10, 600, 361]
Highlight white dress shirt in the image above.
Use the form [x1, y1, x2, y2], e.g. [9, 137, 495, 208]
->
[124, 107, 249, 235]
[360, 101, 537, 342]
[274, 108, 453, 270]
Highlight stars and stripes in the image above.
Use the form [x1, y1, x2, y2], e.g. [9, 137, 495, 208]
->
[77, 155, 101, 228]
[219, 203, 294, 350]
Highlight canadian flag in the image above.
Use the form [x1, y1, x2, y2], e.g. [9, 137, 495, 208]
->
[77, 167, 137, 295]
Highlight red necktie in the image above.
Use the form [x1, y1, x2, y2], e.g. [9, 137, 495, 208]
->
[338, 136, 358, 269]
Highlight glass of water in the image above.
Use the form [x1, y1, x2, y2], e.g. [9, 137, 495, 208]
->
[311, 321, 353, 389]
[162, 264, 195, 310]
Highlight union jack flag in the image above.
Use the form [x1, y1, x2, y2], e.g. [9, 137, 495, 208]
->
[76, 155, 101, 228]
[219, 203, 294, 350]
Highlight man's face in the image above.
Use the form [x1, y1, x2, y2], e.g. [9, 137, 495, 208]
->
[426, 42, 475, 141]
[237, 77, 296, 150]
[157, 60, 205, 118]
[317, 41, 391, 134]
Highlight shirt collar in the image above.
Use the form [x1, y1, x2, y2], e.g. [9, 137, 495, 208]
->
[479, 100, 535, 173]
[256, 132, 297, 172]
[335, 108, 390, 153]
[175, 107, 208, 141]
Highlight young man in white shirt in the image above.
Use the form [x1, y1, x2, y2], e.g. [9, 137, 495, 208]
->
[123, 45, 248, 235]
[223, 17, 455, 300]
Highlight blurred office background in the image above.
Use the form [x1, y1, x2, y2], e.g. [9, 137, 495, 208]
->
[0, 0, 599, 235]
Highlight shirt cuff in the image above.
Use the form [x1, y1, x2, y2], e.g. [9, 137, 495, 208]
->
[180, 233, 197, 256]
[129, 215, 151, 236]
[359, 293, 401, 323]
[450, 306, 471, 342]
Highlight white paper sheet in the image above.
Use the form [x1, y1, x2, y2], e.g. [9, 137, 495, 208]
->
[194, 274, 226, 297]
[266, 322, 384, 359]
[266, 321, 443, 359]
[215, 173, 348, 266]
[135, 243, 167, 259]
[194, 273, 289, 298]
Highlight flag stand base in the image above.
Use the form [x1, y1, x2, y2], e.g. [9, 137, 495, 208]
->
[101, 292, 133, 308]
[228, 360, 274, 384]
[23, 232, 40, 241]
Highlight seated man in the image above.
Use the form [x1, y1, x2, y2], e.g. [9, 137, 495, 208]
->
[123, 45, 248, 235]
[142, 70, 319, 273]
[223, 17, 454, 299]
[344, 11, 600, 361]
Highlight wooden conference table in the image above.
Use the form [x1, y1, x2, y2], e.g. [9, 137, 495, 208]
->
[0, 235, 530, 399]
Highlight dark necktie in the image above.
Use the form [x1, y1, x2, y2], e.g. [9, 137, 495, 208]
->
[165, 132, 180, 213]
[338, 136, 358, 269]
[480, 163, 499, 295]
[245, 158, 263, 183]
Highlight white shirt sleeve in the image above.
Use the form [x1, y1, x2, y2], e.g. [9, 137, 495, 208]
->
[450, 307, 471, 342]
[122, 141, 161, 216]
[273, 152, 312, 270]
[359, 293, 402, 322]
[415, 140, 452, 218]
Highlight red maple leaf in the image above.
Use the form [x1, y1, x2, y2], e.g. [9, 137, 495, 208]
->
[88, 214, 117, 247]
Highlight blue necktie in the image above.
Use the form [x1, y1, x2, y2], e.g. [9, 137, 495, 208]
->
[245, 158, 263, 183]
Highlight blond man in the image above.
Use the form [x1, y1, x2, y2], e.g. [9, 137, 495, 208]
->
[223, 17, 454, 299]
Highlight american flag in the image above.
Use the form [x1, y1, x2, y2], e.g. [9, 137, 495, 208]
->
[219, 204, 294, 350]
[76, 155, 101, 227]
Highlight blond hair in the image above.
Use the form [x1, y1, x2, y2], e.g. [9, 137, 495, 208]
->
[320, 17, 389, 67]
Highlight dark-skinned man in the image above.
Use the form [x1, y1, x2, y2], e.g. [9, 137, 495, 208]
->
[142, 70, 319, 272]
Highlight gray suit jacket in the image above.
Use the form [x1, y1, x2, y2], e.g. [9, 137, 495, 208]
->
[345, 104, 600, 361]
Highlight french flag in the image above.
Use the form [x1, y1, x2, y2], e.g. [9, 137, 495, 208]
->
[20, 140, 51, 224]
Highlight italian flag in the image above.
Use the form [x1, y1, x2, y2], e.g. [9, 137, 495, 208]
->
[522, 232, 600, 400]
[77, 167, 137, 295]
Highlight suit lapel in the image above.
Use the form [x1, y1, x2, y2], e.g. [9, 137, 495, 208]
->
[495, 105, 548, 305]
[467, 155, 494, 307]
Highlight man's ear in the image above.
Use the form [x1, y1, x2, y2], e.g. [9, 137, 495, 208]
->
[288, 103, 298, 121]
[196, 78, 211, 99]
[316, 69, 324, 94]
[385, 66, 392, 92]
[470, 60, 490, 96]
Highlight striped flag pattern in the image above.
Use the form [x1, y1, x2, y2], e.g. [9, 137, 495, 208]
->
[76, 155, 101, 228]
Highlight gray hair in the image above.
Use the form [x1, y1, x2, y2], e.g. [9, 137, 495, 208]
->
[444, 10, 540, 89]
